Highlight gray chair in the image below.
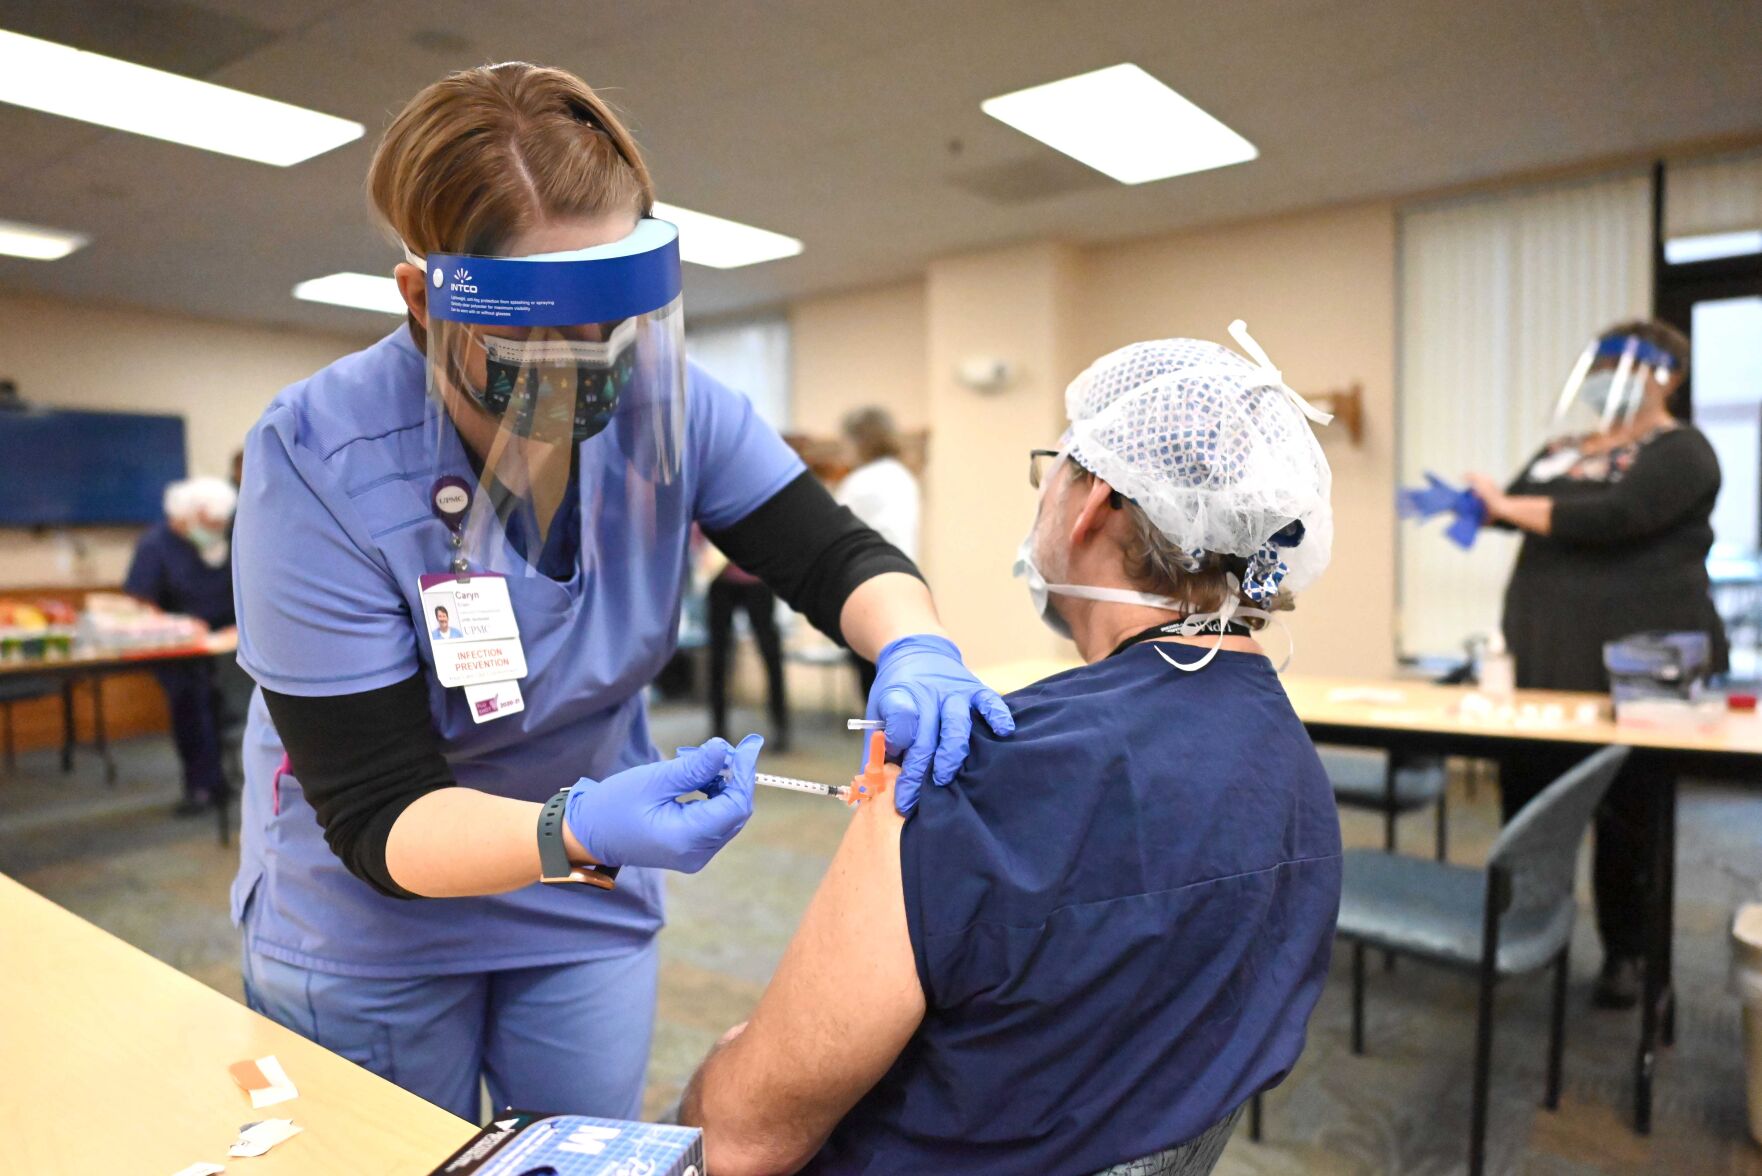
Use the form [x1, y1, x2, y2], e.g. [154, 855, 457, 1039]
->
[1091, 1105, 1242, 1176]
[1319, 745, 1451, 860]
[1333, 745, 1629, 1176]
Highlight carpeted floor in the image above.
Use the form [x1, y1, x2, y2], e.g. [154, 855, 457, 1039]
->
[3, 702, 1759, 1175]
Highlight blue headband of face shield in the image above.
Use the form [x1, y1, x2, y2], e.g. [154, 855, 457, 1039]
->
[419, 217, 681, 327]
[1592, 333, 1677, 372]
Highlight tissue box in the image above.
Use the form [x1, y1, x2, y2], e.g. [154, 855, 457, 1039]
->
[429, 1111, 703, 1176]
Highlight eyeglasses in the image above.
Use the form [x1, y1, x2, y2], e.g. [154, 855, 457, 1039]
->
[1030, 446, 1125, 509]
[1028, 448, 1061, 489]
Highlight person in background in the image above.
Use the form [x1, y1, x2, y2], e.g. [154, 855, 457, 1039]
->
[681, 329, 1342, 1175]
[1467, 318, 1726, 1009]
[835, 408, 921, 697]
[124, 475, 238, 815]
[703, 542, 790, 753]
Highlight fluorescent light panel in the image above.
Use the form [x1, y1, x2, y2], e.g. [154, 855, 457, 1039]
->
[0, 30, 363, 166]
[293, 273, 406, 315]
[652, 201, 803, 269]
[1664, 229, 1762, 265]
[981, 63, 1256, 185]
[0, 217, 88, 260]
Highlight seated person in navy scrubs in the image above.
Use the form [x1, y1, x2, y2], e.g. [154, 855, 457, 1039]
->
[124, 475, 238, 816]
[680, 328, 1345, 1175]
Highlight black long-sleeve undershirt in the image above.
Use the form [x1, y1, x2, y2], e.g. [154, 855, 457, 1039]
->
[262, 471, 920, 898]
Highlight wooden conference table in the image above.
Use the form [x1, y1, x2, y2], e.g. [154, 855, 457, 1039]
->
[979, 660, 1762, 1134]
[0, 873, 477, 1174]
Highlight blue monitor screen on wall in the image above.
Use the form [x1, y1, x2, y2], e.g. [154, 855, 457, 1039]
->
[0, 409, 188, 526]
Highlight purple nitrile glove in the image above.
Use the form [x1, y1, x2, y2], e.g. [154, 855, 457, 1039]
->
[865, 634, 1015, 814]
[564, 735, 762, 873]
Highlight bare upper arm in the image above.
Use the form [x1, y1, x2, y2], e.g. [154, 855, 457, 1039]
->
[685, 792, 925, 1175]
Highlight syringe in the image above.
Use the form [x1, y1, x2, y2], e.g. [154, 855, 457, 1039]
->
[750, 721, 881, 799]
[754, 771, 850, 801]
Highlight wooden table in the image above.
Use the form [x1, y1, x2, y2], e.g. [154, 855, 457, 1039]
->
[977, 658, 1762, 1133]
[1, 632, 242, 842]
[0, 873, 476, 1174]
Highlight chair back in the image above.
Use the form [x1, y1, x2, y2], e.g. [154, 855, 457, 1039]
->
[1487, 745, 1629, 917]
[1090, 1105, 1242, 1176]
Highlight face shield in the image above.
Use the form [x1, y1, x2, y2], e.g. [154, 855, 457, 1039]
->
[415, 218, 685, 575]
[1551, 332, 1678, 431]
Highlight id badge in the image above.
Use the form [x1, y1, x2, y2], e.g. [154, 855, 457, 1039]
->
[417, 572, 528, 689]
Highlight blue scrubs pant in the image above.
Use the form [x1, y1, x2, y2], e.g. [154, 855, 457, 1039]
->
[240, 938, 658, 1122]
[152, 661, 225, 802]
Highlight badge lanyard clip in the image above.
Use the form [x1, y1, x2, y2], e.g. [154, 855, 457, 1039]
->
[431, 476, 471, 575]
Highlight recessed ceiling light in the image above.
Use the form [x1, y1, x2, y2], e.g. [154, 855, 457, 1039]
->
[0, 30, 364, 166]
[981, 63, 1257, 185]
[293, 273, 406, 315]
[652, 201, 803, 269]
[1664, 229, 1762, 265]
[0, 217, 88, 260]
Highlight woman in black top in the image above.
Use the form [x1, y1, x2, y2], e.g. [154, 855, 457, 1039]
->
[1467, 319, 1725, 1009]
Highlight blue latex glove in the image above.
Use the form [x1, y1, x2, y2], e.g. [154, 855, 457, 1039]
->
[1397, 472, 1461, 520]
[1445, 492, 1488, 549]
[1398, 472, 1487, 549]
[866, 634, 1015, 813]
[564, 735, 762, 873]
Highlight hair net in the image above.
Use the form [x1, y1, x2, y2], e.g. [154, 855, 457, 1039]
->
[1063, 320, 1334, 603]
[163, 476, 238, 525]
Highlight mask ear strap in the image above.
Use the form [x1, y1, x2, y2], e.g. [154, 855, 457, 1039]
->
[1150, 581, 1299, 674]
[1155, 594, 1233, 672]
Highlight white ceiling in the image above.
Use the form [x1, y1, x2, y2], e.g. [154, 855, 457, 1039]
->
[0, 0, 1759, 339]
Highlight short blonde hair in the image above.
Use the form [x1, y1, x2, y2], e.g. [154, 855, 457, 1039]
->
[369, 62, 653, 346]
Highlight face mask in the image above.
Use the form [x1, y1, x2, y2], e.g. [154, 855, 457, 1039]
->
[1012, 534, 1075, 640]
[469, 320, 640, 443]
[1012, 533, 1285, 672]
[185, 524, 229, 567]
[1575, 370, 1640, 423]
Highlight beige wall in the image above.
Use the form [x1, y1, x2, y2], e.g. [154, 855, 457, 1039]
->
[788, 281, 927, 437]
[0, 292, 374, 588]
[785, 199, 1400, 682]
[922, 243, 1082, 668]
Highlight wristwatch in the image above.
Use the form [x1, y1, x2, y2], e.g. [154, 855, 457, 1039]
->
[537, 789, 619, 889]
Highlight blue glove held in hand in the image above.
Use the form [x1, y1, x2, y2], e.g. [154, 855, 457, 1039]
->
[1397, 472, 1461, 520]
[565, 735, 761, 873]
[867, 634, 1015, 813]
[1398, 472, 1487, 550]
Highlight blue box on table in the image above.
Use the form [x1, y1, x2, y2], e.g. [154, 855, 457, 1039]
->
[428, 1110, 703, 1176]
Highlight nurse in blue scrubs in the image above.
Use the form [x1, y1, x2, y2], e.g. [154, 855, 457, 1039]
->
[228, 62, 1013, 1122]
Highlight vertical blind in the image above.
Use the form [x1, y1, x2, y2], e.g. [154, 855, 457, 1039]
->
[1397, 173, 1652, 659]
[684, 315, 792, 429]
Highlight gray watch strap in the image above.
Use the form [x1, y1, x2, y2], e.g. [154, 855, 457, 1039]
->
[537, 789, 618, 888]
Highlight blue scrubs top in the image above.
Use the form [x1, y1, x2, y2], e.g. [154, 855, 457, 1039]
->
[229, 327, 802, 977]
[124, 522, 235, 628]
[806, 647, 1343, 1175]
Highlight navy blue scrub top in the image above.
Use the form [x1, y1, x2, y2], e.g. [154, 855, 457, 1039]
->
[806, 646, 1343, 1176]
[124, 521, 236, 628]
